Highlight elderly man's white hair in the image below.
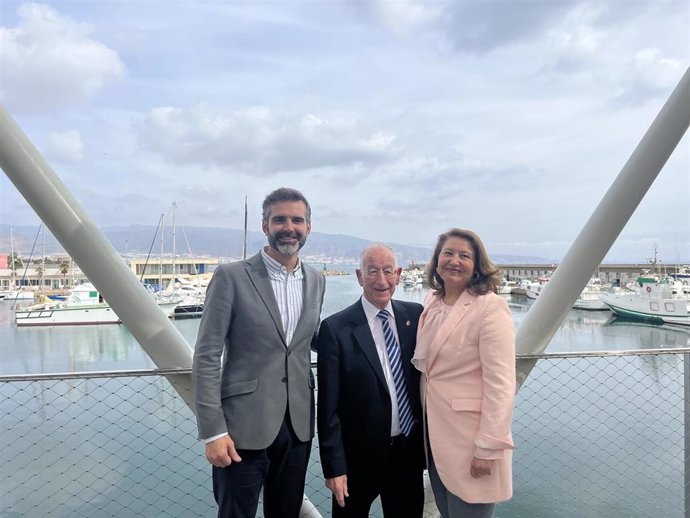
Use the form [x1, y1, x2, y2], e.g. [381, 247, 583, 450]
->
[359, 243, 398, 268]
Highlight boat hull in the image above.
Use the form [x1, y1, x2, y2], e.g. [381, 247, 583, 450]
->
[15, 301, 178, 326]
[173, 303, 204, 319]
[15, 304, 121, 326]
[573, 298, 610, 311]
[599, 292, 690, 326]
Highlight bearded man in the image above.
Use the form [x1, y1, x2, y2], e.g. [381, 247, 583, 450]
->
[193, 187, 325, 518]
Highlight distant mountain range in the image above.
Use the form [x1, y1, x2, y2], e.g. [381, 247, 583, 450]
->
[0, 224, 554, 266]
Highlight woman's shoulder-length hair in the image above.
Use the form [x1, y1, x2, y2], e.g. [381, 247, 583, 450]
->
[426, 228, 501, 296]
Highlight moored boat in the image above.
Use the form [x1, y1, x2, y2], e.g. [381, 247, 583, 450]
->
[510, 279, 530, 296]
[173, 294, 205, 319]
[573, 278, 610, 311]
[525, 281, 546, 299]
[14, 283, 178, 326]
[497, 280, 518, 295]
[599, 280, 690, 326]
[0, 289, 36, 301]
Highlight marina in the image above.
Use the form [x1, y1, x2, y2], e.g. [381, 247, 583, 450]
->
[0, 3, 687, 515]
[3, 267, 690, 375]
[1, 272, 688, 517]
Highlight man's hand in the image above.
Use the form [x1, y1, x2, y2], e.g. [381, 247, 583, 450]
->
[470, 457, 494, 479]
[205, 435, 242, 468]
[325, 475, 349, 507]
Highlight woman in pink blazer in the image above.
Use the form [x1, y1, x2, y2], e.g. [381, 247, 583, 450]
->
[413, 228, 515, 518]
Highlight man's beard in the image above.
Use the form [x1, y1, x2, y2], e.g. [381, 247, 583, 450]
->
[268, 230, 307, 256]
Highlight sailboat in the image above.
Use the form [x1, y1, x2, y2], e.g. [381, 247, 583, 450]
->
[166, 201, 207, 319]
[0, 228, 35, 301]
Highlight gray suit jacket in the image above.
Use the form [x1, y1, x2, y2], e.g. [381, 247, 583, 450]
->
[193, 251, 325, 449]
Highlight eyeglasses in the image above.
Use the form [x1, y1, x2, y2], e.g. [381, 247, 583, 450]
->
[364, 268, 398, 278]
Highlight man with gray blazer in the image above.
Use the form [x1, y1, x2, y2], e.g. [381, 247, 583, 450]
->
[193, 187, 325, 518]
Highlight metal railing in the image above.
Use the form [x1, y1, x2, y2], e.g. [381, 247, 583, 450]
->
[1, 349, 686, 517]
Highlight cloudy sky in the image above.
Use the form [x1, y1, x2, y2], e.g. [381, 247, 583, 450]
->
[0, 0, 688, 262]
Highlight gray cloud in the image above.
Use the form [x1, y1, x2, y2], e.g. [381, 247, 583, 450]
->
[441, 0, 579, 53]
[136, 106, 400, 173]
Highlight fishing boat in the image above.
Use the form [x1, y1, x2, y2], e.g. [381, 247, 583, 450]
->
[14, 283, 178, 326]
[599, 279, 690, 326]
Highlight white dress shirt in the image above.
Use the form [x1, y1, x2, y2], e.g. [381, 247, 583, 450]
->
[360, 295, 403, 436]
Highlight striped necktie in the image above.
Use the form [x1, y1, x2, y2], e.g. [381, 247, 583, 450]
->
[377, 309, 414, 436]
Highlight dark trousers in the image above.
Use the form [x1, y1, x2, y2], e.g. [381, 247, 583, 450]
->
[428, 438, 495, 518]
[332, 434, 424, 518]
[212, 414, 312, 518]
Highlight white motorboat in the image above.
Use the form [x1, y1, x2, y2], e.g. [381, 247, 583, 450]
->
[573, 279, 610, 311]
[525, 281, 546, 299]
[510, 279, 530, 296]
[0, 289, 36, 301]
[173, 292, 205, 319]
[401, 269, 424, 289]
[525, 277, 610, 311]
[599, 280, 690, 326]
[15, 283, 178, 326]
[497, 281, 518, 295]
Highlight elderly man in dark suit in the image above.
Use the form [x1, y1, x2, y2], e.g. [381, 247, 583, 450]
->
[317, 243, 425, 518]
[193, 187, 325, 518]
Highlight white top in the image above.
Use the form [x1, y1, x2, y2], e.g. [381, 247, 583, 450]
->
[360, 295, 402, 436]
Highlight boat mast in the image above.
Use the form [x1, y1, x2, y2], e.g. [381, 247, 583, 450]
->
[10, 227, 15, 289]
[172, 201, 177, 294]
[42, 223, 47, 291]
[243, 195, 248, 260]
[158, 212, 164, 291]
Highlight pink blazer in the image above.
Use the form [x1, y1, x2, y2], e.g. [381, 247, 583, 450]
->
[416, 290, 516, 504]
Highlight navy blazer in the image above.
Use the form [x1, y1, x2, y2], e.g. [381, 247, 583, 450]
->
[316, 298, 424, 480]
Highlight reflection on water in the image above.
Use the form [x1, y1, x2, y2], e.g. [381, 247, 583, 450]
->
[1, 276, 689, 376]
[602, 318, 690, 349]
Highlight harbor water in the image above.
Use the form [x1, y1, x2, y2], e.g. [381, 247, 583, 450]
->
[1, 270, 688, 376]
[1, 269, 688, 517]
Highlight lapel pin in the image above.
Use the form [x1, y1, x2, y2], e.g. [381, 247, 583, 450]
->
[406, 320, 411, 326]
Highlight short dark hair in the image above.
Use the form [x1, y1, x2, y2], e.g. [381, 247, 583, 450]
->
[427, 228, 501, 296]
[262, 187, 311, 223]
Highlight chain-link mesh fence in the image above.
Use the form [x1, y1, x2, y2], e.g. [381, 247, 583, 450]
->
[0, 350, 686, 517]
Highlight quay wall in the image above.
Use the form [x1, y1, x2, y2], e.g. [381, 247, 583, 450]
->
[499, 263, 687, 285]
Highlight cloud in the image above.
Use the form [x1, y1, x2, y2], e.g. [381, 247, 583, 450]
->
[137, 105, 400, 173]
[0, 3, 126, 112]
[543, 2, 607, 71]
[614, 48, 686, 104]
[354, 0, 440, 32]
[440, 0, 579, 53]
[45, 130, 84, 163]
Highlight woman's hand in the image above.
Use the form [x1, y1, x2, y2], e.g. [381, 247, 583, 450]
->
[470, 457, 494, 478]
